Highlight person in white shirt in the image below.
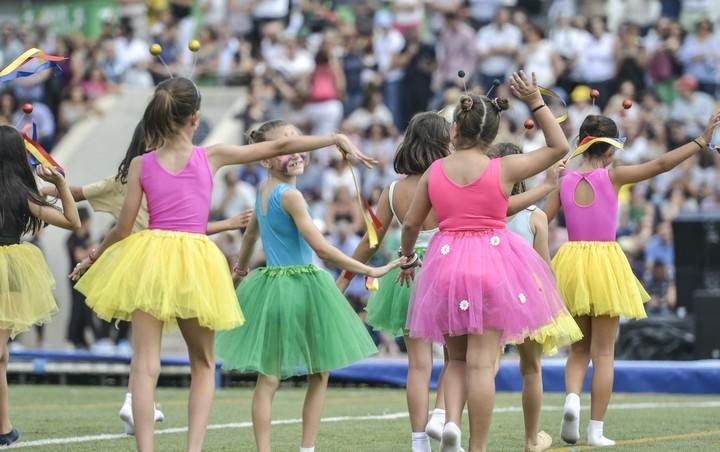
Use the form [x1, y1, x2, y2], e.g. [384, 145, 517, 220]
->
[373, 10, 406, 128]
[475, 8, 522, 91]
[271, 35, 315, 84]
[518, 23, 563, 88]
[575, 16, 616, 109]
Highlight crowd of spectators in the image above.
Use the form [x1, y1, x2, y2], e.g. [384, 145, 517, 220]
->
[5, 0, 720, 350]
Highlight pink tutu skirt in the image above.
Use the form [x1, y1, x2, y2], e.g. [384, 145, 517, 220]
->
[407, 229, 571, 345]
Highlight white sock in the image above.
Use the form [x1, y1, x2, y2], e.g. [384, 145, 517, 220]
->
[587, 419, 615, 446]
[560, 393, 580, 444]
[299, 447, 315, 452]
[124, 393, 132, 404]
[431, 408, 445, 421]
[412, 432, 431, 452]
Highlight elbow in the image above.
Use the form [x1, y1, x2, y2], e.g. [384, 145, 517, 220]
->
[315, 244, 333, 262]
[402, 222, 421, 238]
[70, 219, 82, 231]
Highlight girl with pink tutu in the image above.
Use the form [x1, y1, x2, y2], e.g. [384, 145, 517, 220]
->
[399, 71, 571, 452]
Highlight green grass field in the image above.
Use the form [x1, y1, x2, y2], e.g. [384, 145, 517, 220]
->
[5, 385, 720, 451]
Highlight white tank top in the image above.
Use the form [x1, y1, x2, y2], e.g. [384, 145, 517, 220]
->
[506, 205, 536, 246]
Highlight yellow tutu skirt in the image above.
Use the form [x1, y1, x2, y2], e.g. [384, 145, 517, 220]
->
[0, 243, 58, 338]
[76, 230, 244, 331]
[552, 241, 650, 319]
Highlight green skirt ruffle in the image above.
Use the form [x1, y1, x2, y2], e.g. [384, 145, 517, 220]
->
[365, 248, 426, 337]
[215, 265, 378, 378]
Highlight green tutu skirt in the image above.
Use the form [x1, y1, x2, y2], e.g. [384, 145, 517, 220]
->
[216, 265, 378, 378]
[365, 248, 425, 337]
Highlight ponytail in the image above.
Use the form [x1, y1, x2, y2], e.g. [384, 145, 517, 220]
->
[141, 77, 201, 149]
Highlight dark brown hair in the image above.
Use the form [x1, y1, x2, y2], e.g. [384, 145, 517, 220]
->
[490, 142, 526, 195]
[394, 112, 451, 175]
[578, 115, 619, 159]
[142, 77, 201, 149]
[452, 94, 510, 149]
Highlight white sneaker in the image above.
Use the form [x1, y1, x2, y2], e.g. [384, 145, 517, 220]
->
[119, 401, 165, 435]
[440, 422, 462, 452]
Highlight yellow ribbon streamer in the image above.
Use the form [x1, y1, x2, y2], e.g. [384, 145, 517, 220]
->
[538, 87, 569, 124]
[568, 137, 626, 160]
[341, 148, 379, 248]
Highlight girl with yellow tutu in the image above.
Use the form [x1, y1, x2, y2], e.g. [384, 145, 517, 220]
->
[491, 143, 583, 452]
[45, 120, 252, 435]
[0, 125, 81, 446]
[69, 78, 377, 452]
[544, 112, 720, 446]
[215, 120, 400, 452]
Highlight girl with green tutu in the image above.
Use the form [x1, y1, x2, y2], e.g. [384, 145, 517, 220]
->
[215, 120, 401, 452]
[337, 112, 451, 452]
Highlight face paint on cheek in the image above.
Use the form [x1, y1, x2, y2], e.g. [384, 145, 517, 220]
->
[274, 156, 292, 173]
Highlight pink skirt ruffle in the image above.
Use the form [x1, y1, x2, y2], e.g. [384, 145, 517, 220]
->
[406, 229, 569, 345]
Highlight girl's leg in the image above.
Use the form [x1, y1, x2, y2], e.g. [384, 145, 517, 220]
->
[561, 315, 591, 444]
[441, 335, 468, 452]
[404, 336, 433, 451]
[466, 331, 502, 452]
[517, 340, 550, 451]
[301, 372, 329, 450]
[253, 374, 280, 452]
[0, 330, 12, 434]
[426, 346, 448, 441]
[129, 311, 163, 452]
[177, 318, 216, 452]
[587, 316, 620, 446]
[405, 336, 433, 431]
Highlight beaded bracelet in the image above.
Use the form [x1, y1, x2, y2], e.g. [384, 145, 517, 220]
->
[400, 253, 420, 270]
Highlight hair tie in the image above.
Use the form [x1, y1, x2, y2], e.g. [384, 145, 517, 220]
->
[461, 96, 474, 112]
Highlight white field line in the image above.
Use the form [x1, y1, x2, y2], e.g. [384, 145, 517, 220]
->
[8, 400, 720, 449]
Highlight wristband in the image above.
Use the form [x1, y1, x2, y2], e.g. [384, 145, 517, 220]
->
[233, 265, 250, 277]
[88, 248, 97, 263]
[400, 253, 420, 270]
[342, 270, 354, 281]
[693, 137, 708, 151]
[531, 104, 546, 114]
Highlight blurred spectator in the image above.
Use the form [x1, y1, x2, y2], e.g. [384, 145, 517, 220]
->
[373, 10, 406, 128]
[577, 16, 616, 109]
[65, 208, 96, 350]
[397, 27, 436, 128]
[475, 8, 522, 91]
[437, 12, 477, 94]
[645, 261, 677, 316]
[678, 18, 719, 96]
[325, 187, 364, 236]
[671, 75, 715, 137]
[645, 222, 675, 273]
[212, 171, 256, 222]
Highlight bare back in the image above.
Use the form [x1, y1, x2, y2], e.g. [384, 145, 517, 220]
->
[391, 176, 438, 230]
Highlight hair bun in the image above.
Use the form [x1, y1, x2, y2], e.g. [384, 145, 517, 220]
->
[459, 95, 474, 112]
[490, 97, 510, 113]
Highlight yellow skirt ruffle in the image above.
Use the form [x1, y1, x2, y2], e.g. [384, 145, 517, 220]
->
[552, 241, 650, 319]
[76, 230, 244, 331]
[0, 243, 58, 338]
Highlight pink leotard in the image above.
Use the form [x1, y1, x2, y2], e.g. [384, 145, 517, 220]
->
[428, 158, 507, 231]
[140, 147, 213, 234]
[560, 168, 617, 242]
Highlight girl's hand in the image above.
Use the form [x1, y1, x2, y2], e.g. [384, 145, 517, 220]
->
[702, 111, 720, 145]
[545, 161, 565, 187]
[369, 257, 404, 279]
[231, 262, 249, 286]
[69, 257, 92, 281]
[396, 267, 416, 288]
[36, 166, 66, 187]
[510, 71, 542, 106]
[334, 134, 379, 169]
[228, 209, 254, 230]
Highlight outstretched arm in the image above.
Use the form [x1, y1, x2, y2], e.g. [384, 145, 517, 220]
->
[207, 134, 377, 172]
[611, 112, 720, 187]
[283, 189, 400, 278]
[501, 71, 569, 190]
[206, 209, 254, 235]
